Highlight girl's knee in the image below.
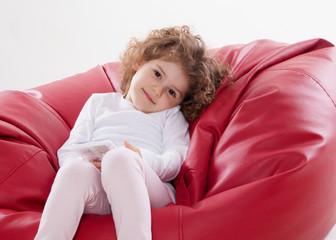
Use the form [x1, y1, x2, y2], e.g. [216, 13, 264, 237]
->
[101, 147, 142, 172]
[56, 160, 99, 187]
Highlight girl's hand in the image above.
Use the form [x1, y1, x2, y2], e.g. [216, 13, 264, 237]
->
[124, 140, 142, 157]
[89, 160, 101, 171]
[90, 141, 141, 171]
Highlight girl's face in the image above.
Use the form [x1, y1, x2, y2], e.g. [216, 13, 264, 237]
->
[125, 59, 190, 113]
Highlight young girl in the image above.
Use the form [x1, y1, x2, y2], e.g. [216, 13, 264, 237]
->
[35, 25, 228, 240]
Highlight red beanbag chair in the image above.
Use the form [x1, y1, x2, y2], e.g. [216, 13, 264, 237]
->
[1, 38, 335, 240]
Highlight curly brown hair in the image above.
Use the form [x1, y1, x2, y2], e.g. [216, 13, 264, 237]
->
[120, 25, 229, 121]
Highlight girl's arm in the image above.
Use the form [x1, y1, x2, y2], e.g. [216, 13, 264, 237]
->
[57, 95, 97, 167]
[139, 108, 190, 182]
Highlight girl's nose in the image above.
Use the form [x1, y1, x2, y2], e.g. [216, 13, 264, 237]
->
[152, 85, 163, 98]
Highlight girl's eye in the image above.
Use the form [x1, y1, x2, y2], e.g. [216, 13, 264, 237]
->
[168, 89, 176, 97]
[154, 70, 162, 79]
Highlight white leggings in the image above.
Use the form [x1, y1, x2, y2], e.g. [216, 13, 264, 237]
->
[34, 147, 175, 240]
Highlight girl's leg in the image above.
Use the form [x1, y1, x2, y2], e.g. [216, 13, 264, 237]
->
[35, 160, 111, 240]
[101, 148, 175, 240]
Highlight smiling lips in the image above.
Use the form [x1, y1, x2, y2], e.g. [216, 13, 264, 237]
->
[143, 89, 155, 104]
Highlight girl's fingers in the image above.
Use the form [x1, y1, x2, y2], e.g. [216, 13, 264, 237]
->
[123, 140, 142, 157]
[89, 160, 101, 171]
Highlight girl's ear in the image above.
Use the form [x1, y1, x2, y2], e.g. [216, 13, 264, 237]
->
[132, 62, 139, 71]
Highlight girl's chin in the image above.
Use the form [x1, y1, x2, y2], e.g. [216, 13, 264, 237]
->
[133, 103, 151, 114]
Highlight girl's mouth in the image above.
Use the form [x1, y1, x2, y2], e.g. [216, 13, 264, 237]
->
[143, 89, 155, 104]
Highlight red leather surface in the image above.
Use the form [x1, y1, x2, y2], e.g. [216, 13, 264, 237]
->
[27, 65, 115, 128]
[1, 39, 335, 240]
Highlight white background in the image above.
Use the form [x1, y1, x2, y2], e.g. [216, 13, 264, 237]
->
[0, 0, 335, 91]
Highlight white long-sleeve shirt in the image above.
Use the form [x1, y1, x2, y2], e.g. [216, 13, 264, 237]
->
[57, 92, 190, 181]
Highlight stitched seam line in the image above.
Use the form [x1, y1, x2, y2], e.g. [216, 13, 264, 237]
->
[266, 68, 336, 108]
[24, 92, 70, 130]
[178, 205, 183, 240]
[0, 149, 43, 185]
[101, 64, 116, 91]
[231, 45, 258, 77]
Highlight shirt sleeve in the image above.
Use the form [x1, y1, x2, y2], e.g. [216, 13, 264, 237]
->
[57, 94, 97, 167]
[139, 108, 190, 182]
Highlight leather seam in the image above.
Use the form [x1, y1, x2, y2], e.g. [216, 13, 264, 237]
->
[0, 149, 42, 185]
[24, 92, 70, 131]
[178, 205, 184, 240]
[266, 68, 336, 108]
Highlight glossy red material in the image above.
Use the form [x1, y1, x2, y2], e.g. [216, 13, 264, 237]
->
[1, 39, 336, 240]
